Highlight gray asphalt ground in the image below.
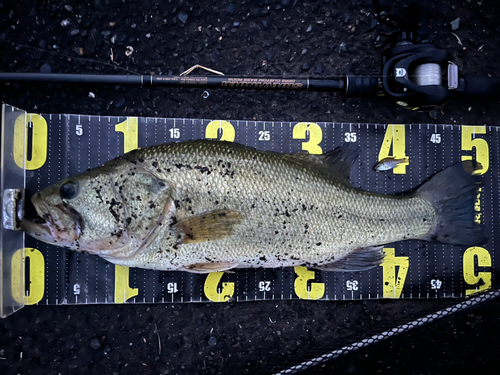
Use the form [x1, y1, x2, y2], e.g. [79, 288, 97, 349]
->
[1, 1, 500, 374]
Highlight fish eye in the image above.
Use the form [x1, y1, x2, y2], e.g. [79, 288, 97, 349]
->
[60, 182, 77, 200]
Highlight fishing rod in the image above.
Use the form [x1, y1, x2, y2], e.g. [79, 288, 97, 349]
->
[1, 0, 499, 111]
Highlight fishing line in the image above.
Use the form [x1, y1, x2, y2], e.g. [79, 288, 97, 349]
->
[0, 36, 141, 76]
[271, 289, 500, 375]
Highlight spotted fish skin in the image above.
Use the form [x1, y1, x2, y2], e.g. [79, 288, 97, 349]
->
[22, 140, 486, 273]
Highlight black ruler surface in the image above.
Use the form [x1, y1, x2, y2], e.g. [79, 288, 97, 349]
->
[5, 111, 497, 306]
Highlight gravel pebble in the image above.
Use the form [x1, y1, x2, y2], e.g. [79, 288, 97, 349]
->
[177, 12, 188, 24]
[90, 337, 102, 350]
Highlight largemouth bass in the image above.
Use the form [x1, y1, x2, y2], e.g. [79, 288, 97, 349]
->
[21, 140, 486, 273]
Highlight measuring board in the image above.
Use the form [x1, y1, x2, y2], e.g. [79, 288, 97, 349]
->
[0, 104, 498, 316]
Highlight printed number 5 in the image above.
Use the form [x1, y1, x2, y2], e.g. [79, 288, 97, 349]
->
[461, 126, 489, 175]
[76, 124, 83, 136]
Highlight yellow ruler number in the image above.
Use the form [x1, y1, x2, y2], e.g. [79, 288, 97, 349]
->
[114, 118, 140, 297]
[292, 122, 323, 154]
[205, 120, 235, 142]
[11, 248, 45, 305]
[381, 248, 409, 298]
[461, 126, 489, 175]
[204, 272, 235, 302]
[463, 247, 491, 296]
[293, 266, 325, 300]
[115, 117, 139, 153]
[114, 265, 139, 303]
[378, 124, 409, 174]
[13, 113, 48, 170]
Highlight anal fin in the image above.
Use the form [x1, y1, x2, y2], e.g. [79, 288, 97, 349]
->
[313, 246, 385, 272]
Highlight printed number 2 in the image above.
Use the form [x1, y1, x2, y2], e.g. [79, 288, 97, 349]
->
[378, 124, 409, 174]
[205, 120, 235, 142]
[461, 126, 489, 175]
[204, 272, 235, 302]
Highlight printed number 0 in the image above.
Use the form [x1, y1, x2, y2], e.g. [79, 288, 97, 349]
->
[13, 114, 48, 170]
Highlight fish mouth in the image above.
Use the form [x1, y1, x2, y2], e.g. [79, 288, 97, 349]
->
[21, 199, 83, 244]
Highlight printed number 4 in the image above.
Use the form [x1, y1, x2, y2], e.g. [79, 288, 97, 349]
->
[345, 132, 357, 142]
[169, 128, 180, 139]
[259, 130, 270, 141]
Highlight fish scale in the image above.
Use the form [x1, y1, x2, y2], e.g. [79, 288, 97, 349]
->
[111, 140, 436, 270]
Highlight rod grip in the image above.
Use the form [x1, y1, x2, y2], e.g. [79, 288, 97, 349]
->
[344, 75, 379, 97]
[461, 75, 500, 99]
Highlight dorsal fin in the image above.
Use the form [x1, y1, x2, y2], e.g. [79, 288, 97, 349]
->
[287, 144, 359, 184]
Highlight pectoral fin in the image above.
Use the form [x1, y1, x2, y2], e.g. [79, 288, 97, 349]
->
[313, 246, 385, 272]
[173, 209, 243, 244]
[182, 262, 240, 274]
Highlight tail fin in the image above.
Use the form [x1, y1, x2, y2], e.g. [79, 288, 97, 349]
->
[417, 161, 488, 246]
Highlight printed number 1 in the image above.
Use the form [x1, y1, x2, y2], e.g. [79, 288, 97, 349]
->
[115, 117, 139, 153]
